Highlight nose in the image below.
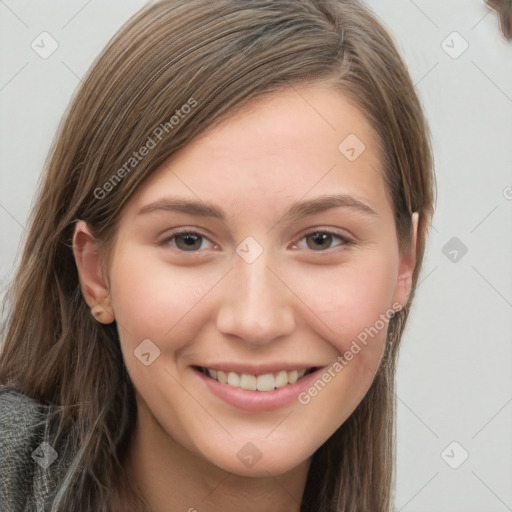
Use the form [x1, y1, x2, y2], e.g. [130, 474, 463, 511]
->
[215, 248, 296, 346]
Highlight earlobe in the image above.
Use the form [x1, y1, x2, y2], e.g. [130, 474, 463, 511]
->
[90, 297, 116, 324]
[72, 220, 115, 324]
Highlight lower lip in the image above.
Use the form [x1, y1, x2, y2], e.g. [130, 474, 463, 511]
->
[193, 366, 325, 411]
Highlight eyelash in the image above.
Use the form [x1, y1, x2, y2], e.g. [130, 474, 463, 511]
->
[158, 228, 355, 253]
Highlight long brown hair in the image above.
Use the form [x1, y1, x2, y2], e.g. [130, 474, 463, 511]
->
[0, 1, 435, 510]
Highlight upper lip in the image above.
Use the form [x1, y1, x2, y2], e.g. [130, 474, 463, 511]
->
[193, 363, 324, 375]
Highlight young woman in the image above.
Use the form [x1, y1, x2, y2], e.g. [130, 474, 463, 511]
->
[0, 0, 435, 510]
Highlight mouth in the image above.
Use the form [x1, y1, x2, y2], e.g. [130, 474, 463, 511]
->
[193, 366, 319, 392]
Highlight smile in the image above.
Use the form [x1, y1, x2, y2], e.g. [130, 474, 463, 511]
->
[196, 366, 316, 392]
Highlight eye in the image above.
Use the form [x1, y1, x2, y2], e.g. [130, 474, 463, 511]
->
[159, 230, 217, 252]
[292, 230, 354, 252]
[159, 228, 354, 253]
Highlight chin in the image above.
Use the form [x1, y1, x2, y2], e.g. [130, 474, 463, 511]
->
[207, 445, 312, 478]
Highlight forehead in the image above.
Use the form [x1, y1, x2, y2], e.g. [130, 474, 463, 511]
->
[127, 85, 392, 223]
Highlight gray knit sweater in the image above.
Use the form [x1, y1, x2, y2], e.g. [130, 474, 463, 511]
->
[0, 385, 73, 512]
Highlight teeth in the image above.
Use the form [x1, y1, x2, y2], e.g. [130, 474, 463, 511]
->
[256, 374, 275, 391]
[275, 370, 288, 388]
[240, 374, 257, 390]
[216, 370, 228, 384]
[204, 367, 309, 392]
[227, 372, 240, 387]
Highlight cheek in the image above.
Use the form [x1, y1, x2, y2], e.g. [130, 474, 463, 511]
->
[108, 250, 217, 344]
[295, 254, 398, 364]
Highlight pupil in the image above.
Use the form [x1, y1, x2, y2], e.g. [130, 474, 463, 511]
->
[179, 233, 200, 250]
[308, 232, 331, 250]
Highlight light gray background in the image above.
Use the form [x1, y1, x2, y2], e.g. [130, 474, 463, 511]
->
[1, 1, 511, 510]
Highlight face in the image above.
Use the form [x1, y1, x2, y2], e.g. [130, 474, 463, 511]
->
[77, 85, 416, 478]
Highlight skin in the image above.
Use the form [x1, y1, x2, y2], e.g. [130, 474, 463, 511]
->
[73, 84, 418, 512]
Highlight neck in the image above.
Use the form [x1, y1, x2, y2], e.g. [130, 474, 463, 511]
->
[118, 395, 311, 512]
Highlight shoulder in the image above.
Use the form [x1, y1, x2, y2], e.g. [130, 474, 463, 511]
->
[0, 384, 44, 428]
[0, 384, 46, 469]
[0, 385, 73, 511]
[0, 384, 46, 455]
[0, 385, 46, 511]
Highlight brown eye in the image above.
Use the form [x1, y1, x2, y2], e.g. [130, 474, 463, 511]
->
[174, 233, 203, 251]
[160, 231, 215, 252]
[294, 230, 354, 252]
[306, 232, 334, 251]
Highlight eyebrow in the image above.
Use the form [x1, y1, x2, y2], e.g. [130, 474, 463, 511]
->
[137, 194, 379, 221]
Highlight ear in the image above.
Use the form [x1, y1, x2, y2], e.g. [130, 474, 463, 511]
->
[72, 220, 115, 324]
[392, 212, 419, 309]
